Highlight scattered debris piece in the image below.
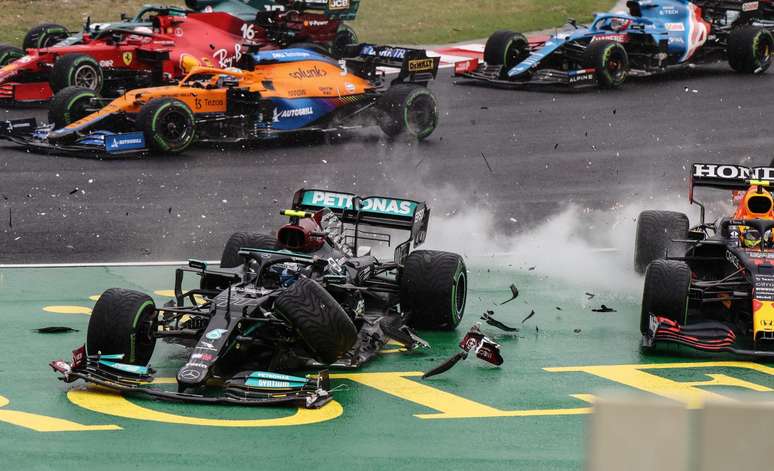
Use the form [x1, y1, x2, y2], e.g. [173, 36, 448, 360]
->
[573, 329, 582, 334]
[423, 324, 503, 379]
[528, 266, 536, 271]
[35, 327, 79, 334]
[555, 306, 562, 311]
[500, 284, 519, 305]
[585, 292, 595, 299]
[480, 152, 494, 173]
[592, 305, 617, 313]
[521, 310, 536, 324]
[481, 311, 519, 332]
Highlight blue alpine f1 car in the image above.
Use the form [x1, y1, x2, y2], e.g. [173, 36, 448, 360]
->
[455, 0, 774, 89]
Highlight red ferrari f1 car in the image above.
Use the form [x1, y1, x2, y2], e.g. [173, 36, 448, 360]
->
[0, 1, 360, 105]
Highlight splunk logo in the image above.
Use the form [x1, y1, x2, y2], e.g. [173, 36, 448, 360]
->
[288, 66, 327, 80]
[273, 106, 315, 122]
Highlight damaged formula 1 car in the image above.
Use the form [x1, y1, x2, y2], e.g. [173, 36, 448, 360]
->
[0, 44, 440, 157]
[51, 189, 468, 407]
[0, 0, 360, 105]
[455, 0, 774, 89]
[636, 163, 774, 357]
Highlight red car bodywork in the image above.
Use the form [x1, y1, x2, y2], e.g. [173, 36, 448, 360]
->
[0, 9, 347, 105]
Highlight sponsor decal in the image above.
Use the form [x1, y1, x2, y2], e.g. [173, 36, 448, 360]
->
[179, 368, 201, 381]
[268, 50, 312, 59]
[665, 22, 685, 32]
[190, 353, 214, 362]
[743, 1, 760, 12]
[305, 20, 330, 27]
[212, 44, 243, 68]
[344, 82, 356, 92]
[105, 132, 145, 153]
[273, 106, 315, 122]
[99, 60, 114, 67]
[122, 52, 133, 66]
[693, 164, 774, 181]
[407, 58, 434, 72]
[205, 328, 228, 340]
[359, 45, 407, 59]
[302, 191, 417, 217]
[568, 68, 596, 84]
[174, 27, 184, 37]
[288, 89, 306, 97]
[319, 86, 334, 95]
[328, 0, 350, 10]
[726, 250, 742, 270]
[591, 34, 628, 43]
[193, 97, 224, 109]
[289, 65, 327, 80]
[660, 7, 679, 15]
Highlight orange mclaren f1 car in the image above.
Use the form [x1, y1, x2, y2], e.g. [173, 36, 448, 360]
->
[0, 44, 440, 157]
[636, 163, 774, 357]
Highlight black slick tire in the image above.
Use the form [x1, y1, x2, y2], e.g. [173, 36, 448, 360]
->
[640, 260, 691, 334]
[583, 40, 628, 88]
[377, 84, 439, 140]
[50, 54, 103, 93]
[634, 210, 689, 274]
[220, 232, 278, 268]
[401, 250, 467, 330]
[87, 288, 157, 365]
[48, 86, 98, 128]
[135, 98, 196, 154]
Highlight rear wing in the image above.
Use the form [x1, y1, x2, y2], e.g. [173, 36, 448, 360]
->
[690, 163, 774, 192]
[343, 44, 441, 85]
[291, 188, 430, 262]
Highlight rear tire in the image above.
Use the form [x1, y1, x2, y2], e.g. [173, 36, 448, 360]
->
[50, 54, 103, 93]
[401, 250, 467, 330]
[0, 44, 24, 66]
[583, 40, 628, 88]
[484, 30, 529, 71]
[331, 24, 358, 58]
[377, 84, 439, 140]
[23, 23, 69, 50]
[728, 26, 773, 74]
[220, 232, 278, 268]
[640, 260, 690, 334]
[87, 288, 157, 365]
[634, 210, 689, 274]
[48, 86, 98, 128]
[135, 98, 196, 154]
[274, 277, 357, 364]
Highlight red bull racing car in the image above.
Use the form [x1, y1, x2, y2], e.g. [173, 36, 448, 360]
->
[636, 163, 774, 357]
[50, 189, 467, 408]
[0, 1, 360, 105]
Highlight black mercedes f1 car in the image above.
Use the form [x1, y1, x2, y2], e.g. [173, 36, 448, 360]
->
[51, 189, 468, 408]
[636, 163, 774, 357]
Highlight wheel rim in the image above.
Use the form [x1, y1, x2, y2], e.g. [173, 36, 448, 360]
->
[405, 93, 436, 137]
[604, 48, 627, 82]
[505, 38, 527, 69]
[454, 272, 467, 318]
[68, 96, 93, 124]
[73, 64, 99, 90]
[158, 108, 193, 147]
[756, 36, 772, 69]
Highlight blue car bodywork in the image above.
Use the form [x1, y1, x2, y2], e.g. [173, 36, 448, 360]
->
[458, 0, 774, 88]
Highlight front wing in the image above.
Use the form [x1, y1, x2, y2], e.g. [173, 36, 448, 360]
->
[454, 60, 598, 89]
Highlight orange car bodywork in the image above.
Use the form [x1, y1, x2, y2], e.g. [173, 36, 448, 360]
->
[66, 58, 373, 132]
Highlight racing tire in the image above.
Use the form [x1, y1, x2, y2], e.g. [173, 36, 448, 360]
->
[50, 54, 104, 94]
[583, 40, 628, 89]
[634, 210, 689, 274]
[136, 98, 197, 154]
[483, 30, 529, 71]
[331, 24, 358, 59]
[220, 232, 278, 268]
[640, 260, 691, 335]
[87, 288, 158, 365]
[0, 44, 24, 66]
[401, 250, 467, 331]
[274, 277, 357, 364]
[377, 84, 439, 140]
[728, 26, 773, 74]
[23, 23, 69, 50]
[48, 86, 98, 129]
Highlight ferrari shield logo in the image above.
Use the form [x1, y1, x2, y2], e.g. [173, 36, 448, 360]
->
[122, 52, 133, 66]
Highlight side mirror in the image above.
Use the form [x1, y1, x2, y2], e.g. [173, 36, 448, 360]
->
[568, 18, 578, 29]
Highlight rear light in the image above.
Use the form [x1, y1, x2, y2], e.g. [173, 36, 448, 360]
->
[454, 58, 479, 76]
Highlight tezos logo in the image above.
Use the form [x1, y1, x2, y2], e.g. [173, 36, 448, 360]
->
[205, 328, 228, 340]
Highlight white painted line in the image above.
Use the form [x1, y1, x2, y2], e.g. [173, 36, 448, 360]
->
[0, 260, 220, 269]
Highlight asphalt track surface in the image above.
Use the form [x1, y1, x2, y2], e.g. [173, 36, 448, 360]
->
[2, 64, 774, 263]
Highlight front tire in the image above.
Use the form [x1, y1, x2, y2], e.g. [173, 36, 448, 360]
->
[23, 23, 69, 50]
[87, 288, 157, 365]
[220, 232, 278, 268]
[48, 86, 98, 128]
[274, 277, 357, 364]
[50, 54, 103, 93]
[634, 210, 689, 274]
[377, 84, 439, 140]
[136, 98, 196, 154]
[0, 44, 24, 66]
[484, 30, 529, 71]
[728, 26, 773, 74]
[401, 250, 467, 330]
[583, 40, 628, 89]
[640, 260, 691, 335]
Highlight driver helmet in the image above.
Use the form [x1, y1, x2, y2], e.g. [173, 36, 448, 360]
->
[742, 228, 762, 249]
[609, 17, 632, 32]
